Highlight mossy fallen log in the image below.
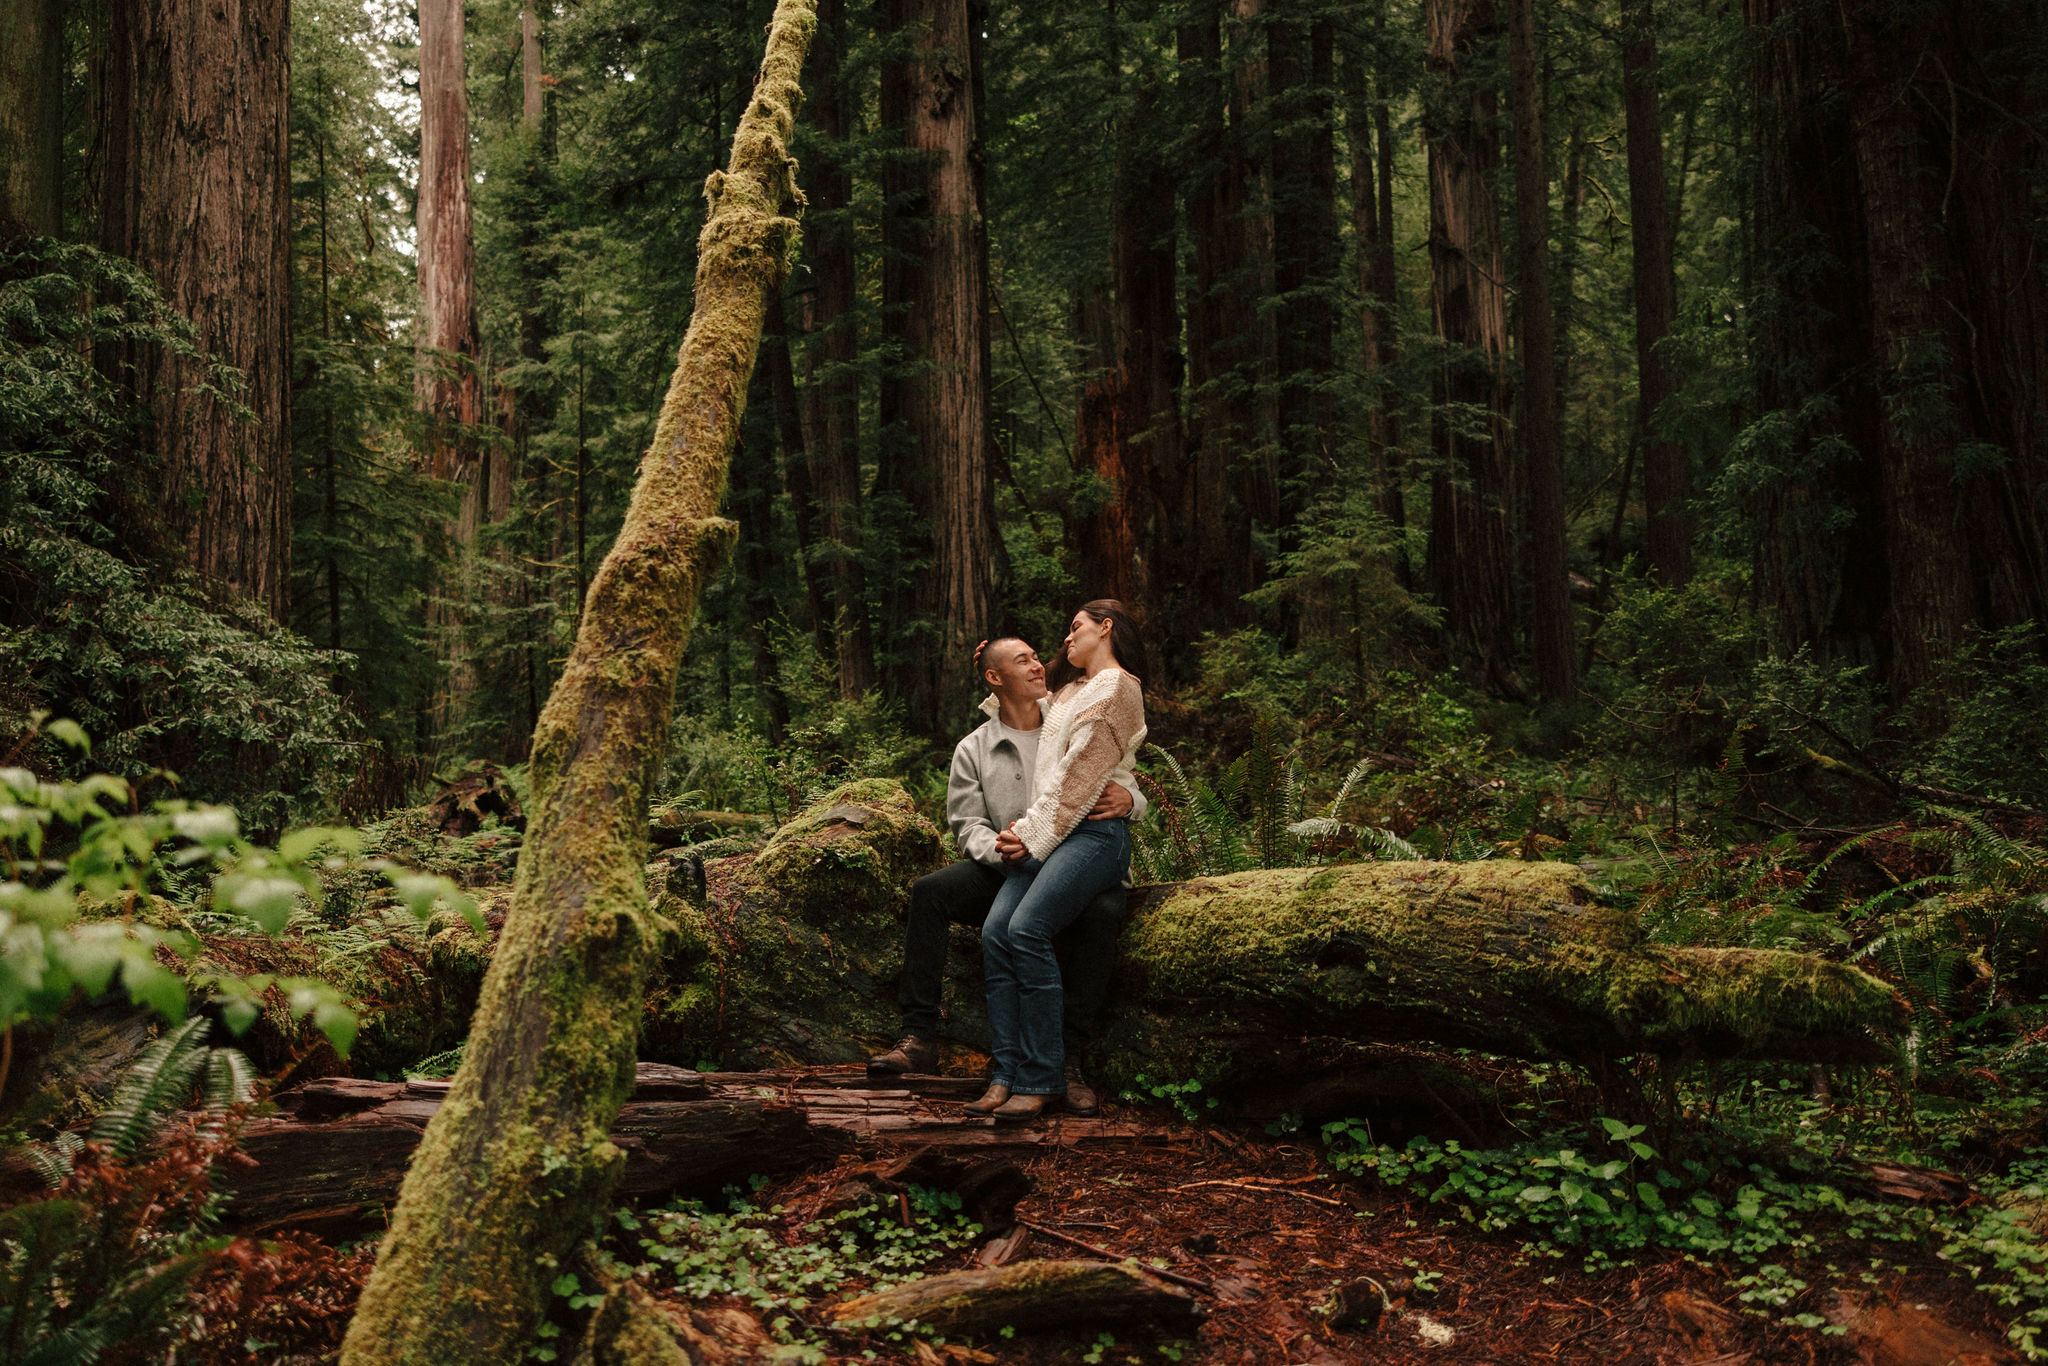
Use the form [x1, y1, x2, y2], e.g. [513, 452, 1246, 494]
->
[634, 783, 1902, 1086]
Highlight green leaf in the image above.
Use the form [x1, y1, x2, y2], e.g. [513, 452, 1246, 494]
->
[278, 825, 362, 863]
[227, 874, 303, 934]
[552, 1273, 581, 1297]
[173, 808, 239, 847]
[313, 1001, 358, 1057]
[43, 718, 90, 754]
[122, 956, 187, 1022]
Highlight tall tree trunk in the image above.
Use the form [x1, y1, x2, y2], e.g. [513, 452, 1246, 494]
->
[1228, 0, 1282, 568]
[1508, 0, 1571, 699]
[879, 0, 998, 734]
[767, 300, 834, 670]
[1620, 0, 1692, 586]
[1267, 4, 1339, 541]
[97, 0, 292, 618]
[520, 5, 543, 129]
[1347, 40, 1406, 584]
[1836, 0, 1981, 694]
[336, 6, 816, 1359]
[1423, 0, 1516, 692]
[1174, 5, 1252, 673]
[799, 0, 874, 699]
[416, 0, 483, 512]
[0, 0, 62, 238]
[417, 0, 484, 721]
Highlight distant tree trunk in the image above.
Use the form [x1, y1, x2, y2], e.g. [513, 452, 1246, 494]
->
[1508, 0, 1571, 699]
[1346, 47, 1407, 585]
[1620, 0, 1692, 586]
[1554, 120, 1585, 398]
[796, 0, 874, 700]
[98, 0, 292, 618]
[1267, 3, 1339, 540]
[520, 6, 543, 129]
[416, 0, 483, 513]
[0, 0, 62, 239]
[880, 0, 998, 734]
[1175, 6, 1252, 672]
[767, 301, 834, 668]
[1423, 0, 1516, 692]
[1119, 98, 1184, 630]
[1836, 0, 1983, 695]
[335, 6, 816, 1360]
[731, 379, 791, 740]
[1228, 0, 1282, 571]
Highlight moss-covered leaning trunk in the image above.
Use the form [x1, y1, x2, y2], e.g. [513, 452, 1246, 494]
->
[338, 5, 818, 1360]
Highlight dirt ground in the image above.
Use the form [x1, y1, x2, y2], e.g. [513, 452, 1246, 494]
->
[723, 1110, 2024, 1366]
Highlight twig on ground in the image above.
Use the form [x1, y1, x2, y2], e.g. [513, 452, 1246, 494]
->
[1172, 1179, 1349, 1209]
[1014, 1218, 1214, 1295]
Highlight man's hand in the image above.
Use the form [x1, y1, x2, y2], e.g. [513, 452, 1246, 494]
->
[995, 827, 1028, 864]
[1086, 782, 1134, 821]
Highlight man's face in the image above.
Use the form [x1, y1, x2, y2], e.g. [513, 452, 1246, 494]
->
[984, 639, 1046, 700]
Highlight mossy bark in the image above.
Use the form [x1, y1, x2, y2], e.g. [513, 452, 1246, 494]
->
[337, 5, 818, 1360]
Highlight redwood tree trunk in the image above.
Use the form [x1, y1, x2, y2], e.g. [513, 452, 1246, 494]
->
[880, 0, 999, 734]
[336, 5, 817, 1359]
[1346, 44, 1406, 583]
[1508, 0, 1572, 699]
[97, 0, 293, 619]
[0, 0, 62, 239]
[798, 0, 875, 699]
[1423, 0, 1516, 692]
[416, 0, 483, 516]
[1621, 0, 1693, 586]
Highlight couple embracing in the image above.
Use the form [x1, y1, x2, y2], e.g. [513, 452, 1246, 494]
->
[869, 599, 1149, 1123]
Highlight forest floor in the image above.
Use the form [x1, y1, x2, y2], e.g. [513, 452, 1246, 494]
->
[625, 1078, 2026, 1366]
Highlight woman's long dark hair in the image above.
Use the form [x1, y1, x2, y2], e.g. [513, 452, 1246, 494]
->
[1045, 599, 1146, 691]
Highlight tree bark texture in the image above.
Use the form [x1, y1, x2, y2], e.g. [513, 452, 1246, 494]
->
[797, 0, 875, 700]
[96, 0, 293, 618]
[1174, 7, 1255, 672]
[1620, 0, 1693, 587]
[336, 5, 816, 1359]
[768, 302, 835, 669]
[416, 0, 484, 528]
[1423, 0, 1516, 692]
[520, 6, 544, 129]
[1507, 0, 1572, 700]
[0, 0, 62, 239]
[880, 0, 998, 735]
[1745, 0, 2048, 689]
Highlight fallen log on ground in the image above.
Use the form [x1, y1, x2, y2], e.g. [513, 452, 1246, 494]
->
[208, 1066, 1171, 1236]
[827, 1259, 1205, 1335]
[634, 782, 1903, 1084]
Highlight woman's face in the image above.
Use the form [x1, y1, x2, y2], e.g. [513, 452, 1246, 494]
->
[1062, 610, 1112, 671]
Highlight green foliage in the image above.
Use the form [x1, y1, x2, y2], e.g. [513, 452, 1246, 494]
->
[1119, 1073, 1220, 1125]
[88, 1016, 255, 1161]
[0, 241, 356, 828]
[1132, 729, 1417, 882]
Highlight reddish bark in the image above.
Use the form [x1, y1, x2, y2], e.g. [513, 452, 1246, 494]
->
[97, 0, 293, 618]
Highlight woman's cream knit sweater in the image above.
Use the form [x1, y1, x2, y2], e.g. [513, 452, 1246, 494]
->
[1010, 667, 1147, 862]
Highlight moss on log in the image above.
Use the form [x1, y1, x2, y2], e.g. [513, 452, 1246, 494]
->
[336, 4, 819, 1361]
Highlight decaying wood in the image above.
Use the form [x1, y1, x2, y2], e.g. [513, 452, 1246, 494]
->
[828, 1258, 1204, 1335]
[579, 1283, 775, 1366]
[220, 1066, 1172, 1237]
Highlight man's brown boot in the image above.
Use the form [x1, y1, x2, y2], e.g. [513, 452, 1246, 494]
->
[867, 1035, 939, 1075]
[962, 1084, 1011, 1117]
[1063, 1064, 1100, 1117]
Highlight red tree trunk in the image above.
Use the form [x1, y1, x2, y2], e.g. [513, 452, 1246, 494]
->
[880, 0, 999, 733]
[0, 0, 61, 238]
[98, 0, 293, 618]
[1423, 0, 1516, 692]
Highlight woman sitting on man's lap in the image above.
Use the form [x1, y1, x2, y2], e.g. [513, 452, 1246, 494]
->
[965, 599, 1147, 1123]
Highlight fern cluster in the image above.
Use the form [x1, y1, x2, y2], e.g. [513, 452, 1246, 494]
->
[1132, 726, 1417, 882]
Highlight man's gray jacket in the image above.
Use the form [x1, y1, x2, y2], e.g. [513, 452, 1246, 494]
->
[946, 711, 1147, 870]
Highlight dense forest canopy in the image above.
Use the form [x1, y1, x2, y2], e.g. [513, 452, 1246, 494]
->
[3, 0, 2043, 826]
[11, 0, 2048, 1360]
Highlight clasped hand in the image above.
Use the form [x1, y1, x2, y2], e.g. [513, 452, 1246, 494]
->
[996, 784, 1130, 864]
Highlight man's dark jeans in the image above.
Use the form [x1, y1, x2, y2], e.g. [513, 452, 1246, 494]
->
[898, 857, 1126, 1052]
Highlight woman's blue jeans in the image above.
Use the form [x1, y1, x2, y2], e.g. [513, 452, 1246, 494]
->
[983, 818, 1131, 1095]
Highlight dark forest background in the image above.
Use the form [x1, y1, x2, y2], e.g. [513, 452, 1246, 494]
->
[4, 0, 2047, 842]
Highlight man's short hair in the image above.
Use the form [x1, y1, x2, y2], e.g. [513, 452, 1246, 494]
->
[977, 635, 1030, 676]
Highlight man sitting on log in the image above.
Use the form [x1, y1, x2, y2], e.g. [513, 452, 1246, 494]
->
[868, 636, 1143, 1116]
